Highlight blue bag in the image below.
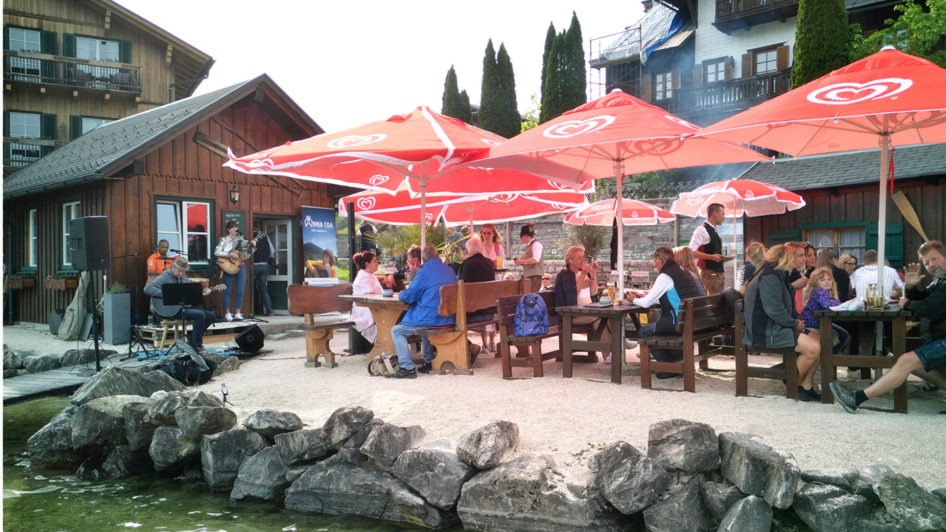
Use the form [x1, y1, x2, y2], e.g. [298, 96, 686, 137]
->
[514, 294, 549, 337]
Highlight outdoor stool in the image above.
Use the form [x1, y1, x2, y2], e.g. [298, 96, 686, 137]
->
[159, 319, 192, 348]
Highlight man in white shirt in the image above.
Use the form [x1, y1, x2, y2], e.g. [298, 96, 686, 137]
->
[513, 224, 544, 293]
[688, 203, 732, 295]
[851, 250, 904, 300]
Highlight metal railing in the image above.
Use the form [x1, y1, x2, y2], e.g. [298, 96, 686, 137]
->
[3, 51, 142, 93]
[716, 0, 799, 22]
[3, 138, 65, 168]
[672, 70, 791, 115]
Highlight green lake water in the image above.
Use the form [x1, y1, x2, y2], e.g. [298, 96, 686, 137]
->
[3, 396, 461, 532]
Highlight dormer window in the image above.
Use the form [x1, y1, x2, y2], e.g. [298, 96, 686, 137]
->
[76, 36, 119, 62]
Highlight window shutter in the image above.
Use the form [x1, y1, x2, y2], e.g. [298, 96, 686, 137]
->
[3, 25, 10, 50]
[776, 45, 790, 71]
[742, 53, 752, 78]
[866, 223, 904, 267]
[692, 64, 703, 86]
[2, 110, 9, 165]
[41, 113, 57, 140]
[768, 228, 801, 247]
[41, 30, 58, 55]
[62, 33, 76, 58]
[70, 115, 84, 141]
[724, 57, 733, 81]
[2, 110, 9, 137]
[671, 68, 681, 90]
[119, 40, 131, 63]
[640, 74, 652, 102]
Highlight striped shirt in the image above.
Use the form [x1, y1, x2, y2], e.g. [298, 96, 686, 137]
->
[851, 265, 903, 300]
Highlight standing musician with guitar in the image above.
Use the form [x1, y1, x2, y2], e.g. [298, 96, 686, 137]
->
[215, 221, 258, 321]
[144, 257, 218, 352]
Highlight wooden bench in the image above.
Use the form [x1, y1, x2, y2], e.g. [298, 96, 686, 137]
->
[287, 283, 355, 368]
[495, 291, 596, 378]
[734, 300, 799, 399]
[413, 279, 525, 375]
[638, 293, 736, 392]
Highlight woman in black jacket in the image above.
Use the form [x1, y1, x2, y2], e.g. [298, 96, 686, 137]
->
[555, 245, 610, 345]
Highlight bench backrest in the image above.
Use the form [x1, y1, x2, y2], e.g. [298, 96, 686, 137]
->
[674, 293, 735, 335]
[438, 279, 526, 330]
[496, 291, 558, 331]
[287, 283, 353, 315]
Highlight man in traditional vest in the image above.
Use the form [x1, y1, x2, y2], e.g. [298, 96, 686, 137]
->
[514, 223, 545, 293]
[689, 203, 731, 295]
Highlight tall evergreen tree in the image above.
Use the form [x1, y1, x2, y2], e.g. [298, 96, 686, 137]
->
[478, 39, 501, 133]
[792, 0, 851, 88]
[441, 66, 463, 119]
[493, 43, 520, 138]
[540, 22, 556, 109]
[540, 32, 568, 124]
[563, 11, 587, 110]
[458, 90, 474, 125]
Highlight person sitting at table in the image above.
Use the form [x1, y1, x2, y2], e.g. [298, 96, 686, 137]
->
[739, 242, 767, 294]
[831, 240, 946, 413]
[802, 267, 850, 355]
[784, 242, 810, 314]
[801, 242, 817, 278]
[555, 245, 611, 347]
[391, 245, 422, 285]
[350, 251, 390, 348]
[815, 249, 852, 303]
[540, 273, 553, 292]
[626, 246, 702, 378]
[743, 245, 823, 401]
[852, 250, 904, 301]
[458, 237, 496, 362]
[673, 246, 706, 296]
[389, 245, 457, 379]
[840, 253, 858, 278]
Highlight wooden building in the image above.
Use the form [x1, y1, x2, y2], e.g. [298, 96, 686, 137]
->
[2, 74, 354, 325]
[3, 0, 213, 174]
[738, 144, 946, 269]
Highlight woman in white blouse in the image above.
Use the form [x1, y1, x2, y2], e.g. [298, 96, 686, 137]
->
[477, 223, 504, 353]
[350, 252, 389, 344]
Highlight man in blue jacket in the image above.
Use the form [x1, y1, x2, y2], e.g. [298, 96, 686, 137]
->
[389, 245, 457, 378]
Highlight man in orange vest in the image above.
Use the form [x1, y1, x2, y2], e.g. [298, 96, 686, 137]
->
[147, 240, 172, 284]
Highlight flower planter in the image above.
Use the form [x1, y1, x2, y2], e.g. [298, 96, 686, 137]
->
[8, 278, 34, 289]
[103, 293, 131, 344]
[46, 279, 78, 290]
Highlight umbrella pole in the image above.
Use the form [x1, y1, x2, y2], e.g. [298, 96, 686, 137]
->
[420, 180, 427, 251]
[615, 167, 625, 301]
[877, 132, 890, 301]
[734, 215, 738, 289]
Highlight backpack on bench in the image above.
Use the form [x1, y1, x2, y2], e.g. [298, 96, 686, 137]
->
[514, 294, 549, 337]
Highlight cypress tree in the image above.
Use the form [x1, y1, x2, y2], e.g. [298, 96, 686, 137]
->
[540, 22, 556, 109]
[563, 11, 587, 110]
[458, 90, 474, 125]
[441, 66, 463, 120]
[494, 43, 520, 138]
[540, 32, 568, 124]
[479, 39, 500, 134]
[792, 0, 851, 89]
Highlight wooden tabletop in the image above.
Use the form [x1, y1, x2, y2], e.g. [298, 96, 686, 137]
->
[812, 309, 911, 319]
[558, 302, 653, 317]
[337, 294, 406, 306]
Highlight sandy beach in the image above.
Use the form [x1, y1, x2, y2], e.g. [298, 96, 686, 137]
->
[4, 322, 945, 491]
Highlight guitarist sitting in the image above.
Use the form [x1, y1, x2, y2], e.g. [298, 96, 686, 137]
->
[215, 221, 258, 322]
[144, 257, 216, 353]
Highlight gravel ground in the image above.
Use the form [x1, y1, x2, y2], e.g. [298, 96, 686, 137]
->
[4, 322, 945, 491]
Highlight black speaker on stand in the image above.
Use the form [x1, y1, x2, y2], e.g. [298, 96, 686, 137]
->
[69, 216, 109, 372]
[234, 325, 265, 353]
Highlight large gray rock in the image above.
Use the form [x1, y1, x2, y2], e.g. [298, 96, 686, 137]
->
[393, 440, 477, 510]
[4, 369, 20, 378]
[933, 488, 946, 505]
[793, 482, 870, 532]
[642, 481, 713, 532]
[648, 419, 720, 474]
[717, 495, 773, 532]
[588, 441, 672, 515]
[457, 454, 628, 532]
[285, 454, 454, 529]
[243, 409, 303, 439]
[139, 370, 186, 395]
[801, 468, 860, 491]
[211, 355, 240, 376]
[701, 481, 747, 523]
[24, 353, 63, 373]
[28, 406, 83, 469]
[61, 349, 116, 367]
[174, 406, 237, 440]
[360, 423, 426, 467]
[102, 445, 153, 478]
[456, 420, 519, 470]
[275, 406, 375, 466]
[860, 464, 896, 486]
[338, 419, 384, 463]
[719, 433, 800, 509]
[3, 347, 24, 369]
[200, 428, 267, 491]
[320, 406, 375, 449]
[123, 403, 156, 452]
[878, 474, 946, 532]
[71, 365, 183, 405]
[149, 426, 201, 473]
[230, 446, 290, 502]
[855, 481, 881, 504]
[71, 395, 150, 457]
[147, 390, 222, 425]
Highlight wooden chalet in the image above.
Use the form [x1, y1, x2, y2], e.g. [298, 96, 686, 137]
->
[3, 74, 354, 325]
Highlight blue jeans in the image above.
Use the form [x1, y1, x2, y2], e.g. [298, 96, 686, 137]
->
[391, 322, 435, 370]
[222, 264, 246, 313]
[915, 336, 946, 372]
[254, 265, 273, 314]
[183, 308, 216, 347]
[639, 322, 681, 363]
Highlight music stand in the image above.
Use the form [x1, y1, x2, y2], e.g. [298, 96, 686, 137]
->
[161, 283, 204, 348]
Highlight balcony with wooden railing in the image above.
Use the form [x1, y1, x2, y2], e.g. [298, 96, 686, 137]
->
[3, 137, 68, 169]
[3, 50, 142, 95]
[714, 0, 800, 34]
[671, 70, 791, 121]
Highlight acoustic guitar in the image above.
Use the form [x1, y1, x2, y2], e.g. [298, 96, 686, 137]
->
[150, 284, 225, 319]
[216, 231, 266, 276]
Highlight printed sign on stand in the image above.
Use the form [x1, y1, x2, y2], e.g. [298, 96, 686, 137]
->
[301, 206, 339, 285]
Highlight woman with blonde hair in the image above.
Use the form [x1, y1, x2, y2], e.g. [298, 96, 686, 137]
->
[743, 244, 823, 401]
[802, 267, 851, 355]
[784, 242, 809, 314]
[739, 242, 767, 293]
[476, 223, 505, 353]
[555, 245, 610, 346]
[673, 246, 706, 296]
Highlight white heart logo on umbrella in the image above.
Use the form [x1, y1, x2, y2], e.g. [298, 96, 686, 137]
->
[686, 198, 705, 206]
[327, 134, 387, 149]
[806, 78, 913, 105]
[546, 180, 568, 190]
[369, 175, 389, 186]
[630, 210, 639, 218]
[552, 203, 571, 210]
[543, 116, 615, 138]
[745, 190, 755, 198]
[425, 213, 434, 223]
[356, 197, 376, 211]
[490, 194, 518, 203]
[634, 138, 685, 157]
[481, 138, 501, 146]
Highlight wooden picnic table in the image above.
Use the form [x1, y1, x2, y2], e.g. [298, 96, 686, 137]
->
[813, 308, 912, 413]
[337, 294, 408, 360]
[559, 302, 652, 384]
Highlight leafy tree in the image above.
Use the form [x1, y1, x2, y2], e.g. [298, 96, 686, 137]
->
[479, 39, 500, 133]
[521, 94, 541, 133]
[540, 22, 556, 109]
[563, 12, 587, 109]
[540, 32, 567, 123]
[540, 13, 587, 123]
[563, 190, 610, 262]
[458, 90, 474, 124]
[494, 43, 521, 138]
[441, 66, 464, 120]
[851, 0, 946, 68]
[792, 0, 852, 88]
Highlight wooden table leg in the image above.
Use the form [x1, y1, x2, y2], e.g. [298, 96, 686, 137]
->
[611, 316, 623, 384]
[892, 317, 908, 412]
[819, 316, 835, 404]
[563, 314, 573, 379]
[368, 306, 405, 361]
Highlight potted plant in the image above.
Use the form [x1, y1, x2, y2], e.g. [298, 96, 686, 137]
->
[103, 283, 131, 344]
[7, 273, 35, 289]
[45, 273, 78, 290]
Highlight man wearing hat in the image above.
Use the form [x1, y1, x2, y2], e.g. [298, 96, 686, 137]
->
[144, 256, 216, 353]
[514, 223, 545, 293]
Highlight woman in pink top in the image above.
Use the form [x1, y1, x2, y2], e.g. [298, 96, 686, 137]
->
[476, 223, 505, 353]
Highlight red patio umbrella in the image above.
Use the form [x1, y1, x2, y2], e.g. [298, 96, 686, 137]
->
[463, 90, 771, 293]
[697, 47, 946, 295]
[564, 198, 675, 226]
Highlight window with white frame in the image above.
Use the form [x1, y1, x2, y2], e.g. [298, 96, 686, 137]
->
[705, 58, 727, 83]
[8, 111, 42, 167]
[654, 71, 673, 101]
[82, 117, 114, 134]
[804, 226, 867, 264]
[754, 48, 779, 75]
[156, 200, 211, 262]
[26, 209, 38, 268]
[76, 36, 119, 61]
[62, 201, 80, 267]
[8, 28, 41, 81]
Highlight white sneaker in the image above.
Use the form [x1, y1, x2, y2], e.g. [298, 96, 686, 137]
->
[625, 339, 638, 349]
[488, 342, 496, 353]
[234, 313, 243, 321]
[225, 312, 233, 322]
[603, 355, 612, 364]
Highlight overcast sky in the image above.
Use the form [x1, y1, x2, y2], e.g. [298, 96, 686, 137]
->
[117, 0, 645, 134]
